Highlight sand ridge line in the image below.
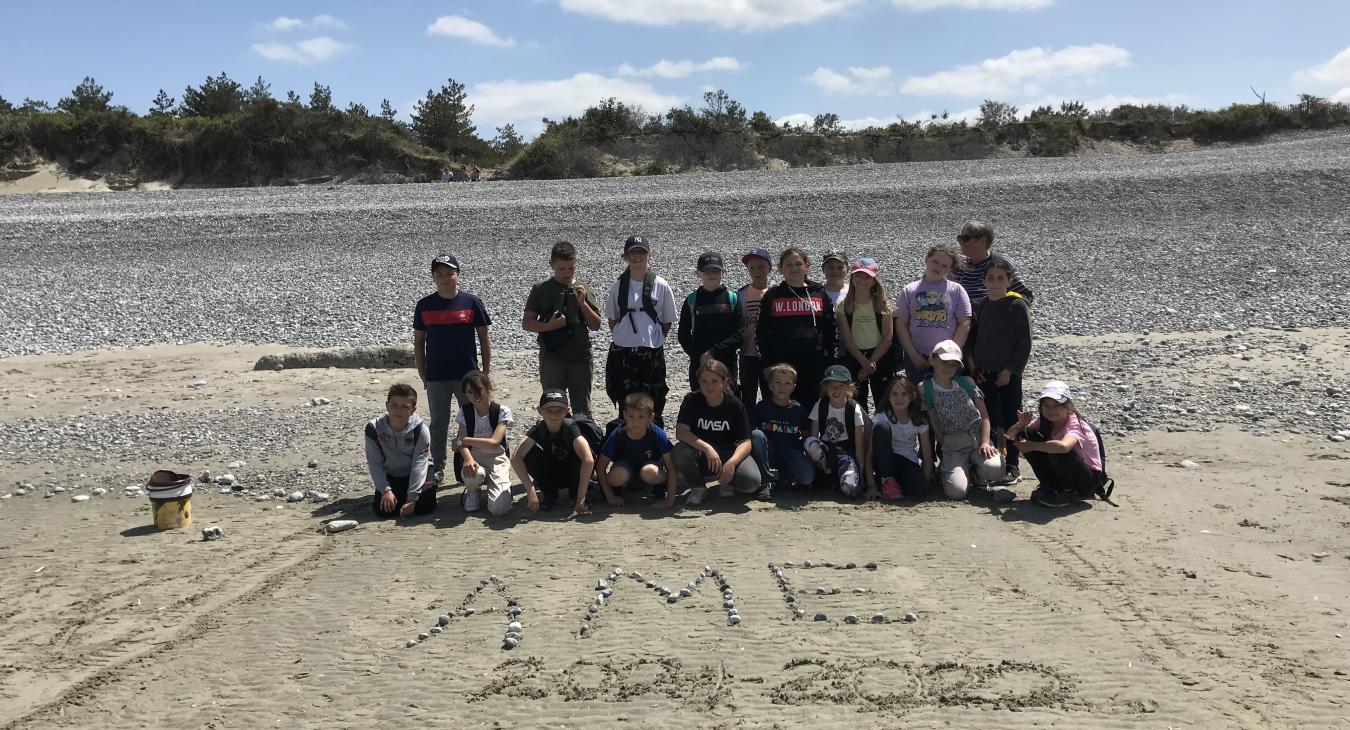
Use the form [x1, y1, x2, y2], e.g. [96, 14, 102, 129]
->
[0, 529, 335, 730]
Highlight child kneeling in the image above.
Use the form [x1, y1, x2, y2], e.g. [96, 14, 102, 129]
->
[1008, 380, 1108, 508]
[455, 371, 517, 516]
[510, 389, 596, 514]
[750, 363, 816, 499]
[921, 340, 1008, 501]
[596, 392, 677, 508]
[674, 360, 760, 507]
[804, 365, 867, 497]
[366, 383, 436, 518]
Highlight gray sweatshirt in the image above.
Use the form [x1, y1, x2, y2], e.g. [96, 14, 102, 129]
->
[364, 413, 431, 499]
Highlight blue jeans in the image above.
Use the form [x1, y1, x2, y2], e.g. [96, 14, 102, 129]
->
[750, 429, 816, 486]
[870, 420, 930, 498]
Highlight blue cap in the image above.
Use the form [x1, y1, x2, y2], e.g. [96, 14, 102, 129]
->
[741, 248, 772, 265]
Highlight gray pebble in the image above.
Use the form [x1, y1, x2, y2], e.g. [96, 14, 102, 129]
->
[904, 612, 919, 622]
[871, 613, 886, 623]
[844, 614, 859, 624]
[503, 637, 518, 649]
[430, 626, 442, 635]
[440, 614, 452, 625]
[814, 612, 828, 622]
[417, 632, 429, 642]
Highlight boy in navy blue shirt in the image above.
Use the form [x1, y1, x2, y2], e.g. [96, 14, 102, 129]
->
[414, 254, 492, 483]
[749, 363, 816, 499]
[595, 392, 677, 508]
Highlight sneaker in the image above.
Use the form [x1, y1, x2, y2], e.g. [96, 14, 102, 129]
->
[1031, 487, 1071, 508]
[717, 482, 733, 498]
[880, 478, 903, 500]
[685, 486, 707, 507]
[991, 485, 1016, 504]
[1000, 467, 1022, 486]
[431, 469, 445, 486]
[757, 481, 775, 501]
[463, 489, 482, 512]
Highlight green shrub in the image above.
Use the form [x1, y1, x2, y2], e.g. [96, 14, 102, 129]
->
[508, 131, 600, 179]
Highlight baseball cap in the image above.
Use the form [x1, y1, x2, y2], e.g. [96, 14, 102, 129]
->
[851, 258, 879, 278]
[1038, 380, 1072, 404]
[623, 235, 650, 253]
[741, 247, 772, 266]
[822, 249, 848, 265]
[538, 390, 569, 409]
[930, 340, 963, 363]
[431, 254, 460, 271]
[697, 252, 725, 271]
[821, 364, 852, 383]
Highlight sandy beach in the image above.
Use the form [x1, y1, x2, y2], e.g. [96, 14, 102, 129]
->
[1, 337, 1346, 728]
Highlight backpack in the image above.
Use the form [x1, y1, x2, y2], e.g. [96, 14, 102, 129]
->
[459, 402, 508, 451]
[921, 376, 978, 411]
[617, 269, 660, 333]
[539, 285, 581, 353]
[816, 397, 861, 447]
[567, 414, 605, 458]
[685, 288, 738, 338]
[1089, 422, 1116, 499]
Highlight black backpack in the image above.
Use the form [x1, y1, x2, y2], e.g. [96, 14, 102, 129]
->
[617, 268, 660, 333]
[816, 397, 861, 448]
[453, 402, 507, 480]
[1090, 422, 1116, 499]
[568, 414, 604, 457]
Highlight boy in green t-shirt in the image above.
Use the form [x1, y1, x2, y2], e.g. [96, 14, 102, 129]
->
[523, 241, 603, 416]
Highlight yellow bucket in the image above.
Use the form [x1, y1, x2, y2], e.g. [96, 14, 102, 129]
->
[151, 495, 192, 530]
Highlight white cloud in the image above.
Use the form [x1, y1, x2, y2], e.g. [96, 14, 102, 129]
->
[266, 16, 304, 32]
[806, 65, 896, 95]
[310, 14, 348, 30]
[470, 73, 682, 134]
[618, 56, 742, 79]
[1292, 46, 1350, 103]
[891, 0, 1051, 10]
[426, 15, 516, 48]
[252, 36, 352, 65]
[900, 44, 1130, 97]
[558, 0, 859, 31]
[263, 14, 347, 32]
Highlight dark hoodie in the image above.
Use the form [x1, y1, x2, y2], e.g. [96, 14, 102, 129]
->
[677, 285, 743, 367]
[757, 279, 837, 371]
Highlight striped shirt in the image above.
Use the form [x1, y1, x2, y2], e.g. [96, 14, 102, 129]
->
[957, 255, 1035, 305]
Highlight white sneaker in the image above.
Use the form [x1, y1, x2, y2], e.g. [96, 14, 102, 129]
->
[463, 489, 482, 512]
[686, 486, 707, 507]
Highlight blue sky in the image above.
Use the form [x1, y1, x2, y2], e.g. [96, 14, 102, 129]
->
[4, 1, 1350, 137]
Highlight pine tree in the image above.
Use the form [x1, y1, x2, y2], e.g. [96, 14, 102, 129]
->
[410, 79, 477, 154]
[57, 76, 113, 115]
[491, 123, 524, 158]
[179, 72, 243, 117]
[243, 76, 273, 104]
[149, 89, 176, 116]
[346, 102, 369, 117]
[309, 83, 333, 112]
[379, 99, 397, 120]
[285, 90, 303, 106]
[0, 95, 12, 115]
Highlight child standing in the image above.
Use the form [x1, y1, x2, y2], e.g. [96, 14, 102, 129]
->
[870, 376, 934, 500]
[1007, 381, 1107, 509]
[955, 220, 1035, 305]
[673, 360, 761, 507]
[455, 371, 517, 516]
[366, 383, 435, 519]
[920, 340, 1008, 502]
[967, 255, 1033, 485]
[523, 241, 603, 417]
[757, 247, 837, 408]
[836, 258, 895, 411]
[749, 363, 816, 500]
[737, 248, 773, 407]
[894, 244, 971, 384]
[595, 392, 678, 508]
[821, 249, 850, 308]
[604, 236, 678, 424]
[414, 254, 492, 484]
[677, 251, 743, 391]
[510, 390, 596, 514]
[804, 365, 868, 497]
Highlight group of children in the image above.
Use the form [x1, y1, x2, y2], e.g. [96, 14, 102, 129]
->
[364, 222, 1114, 520]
